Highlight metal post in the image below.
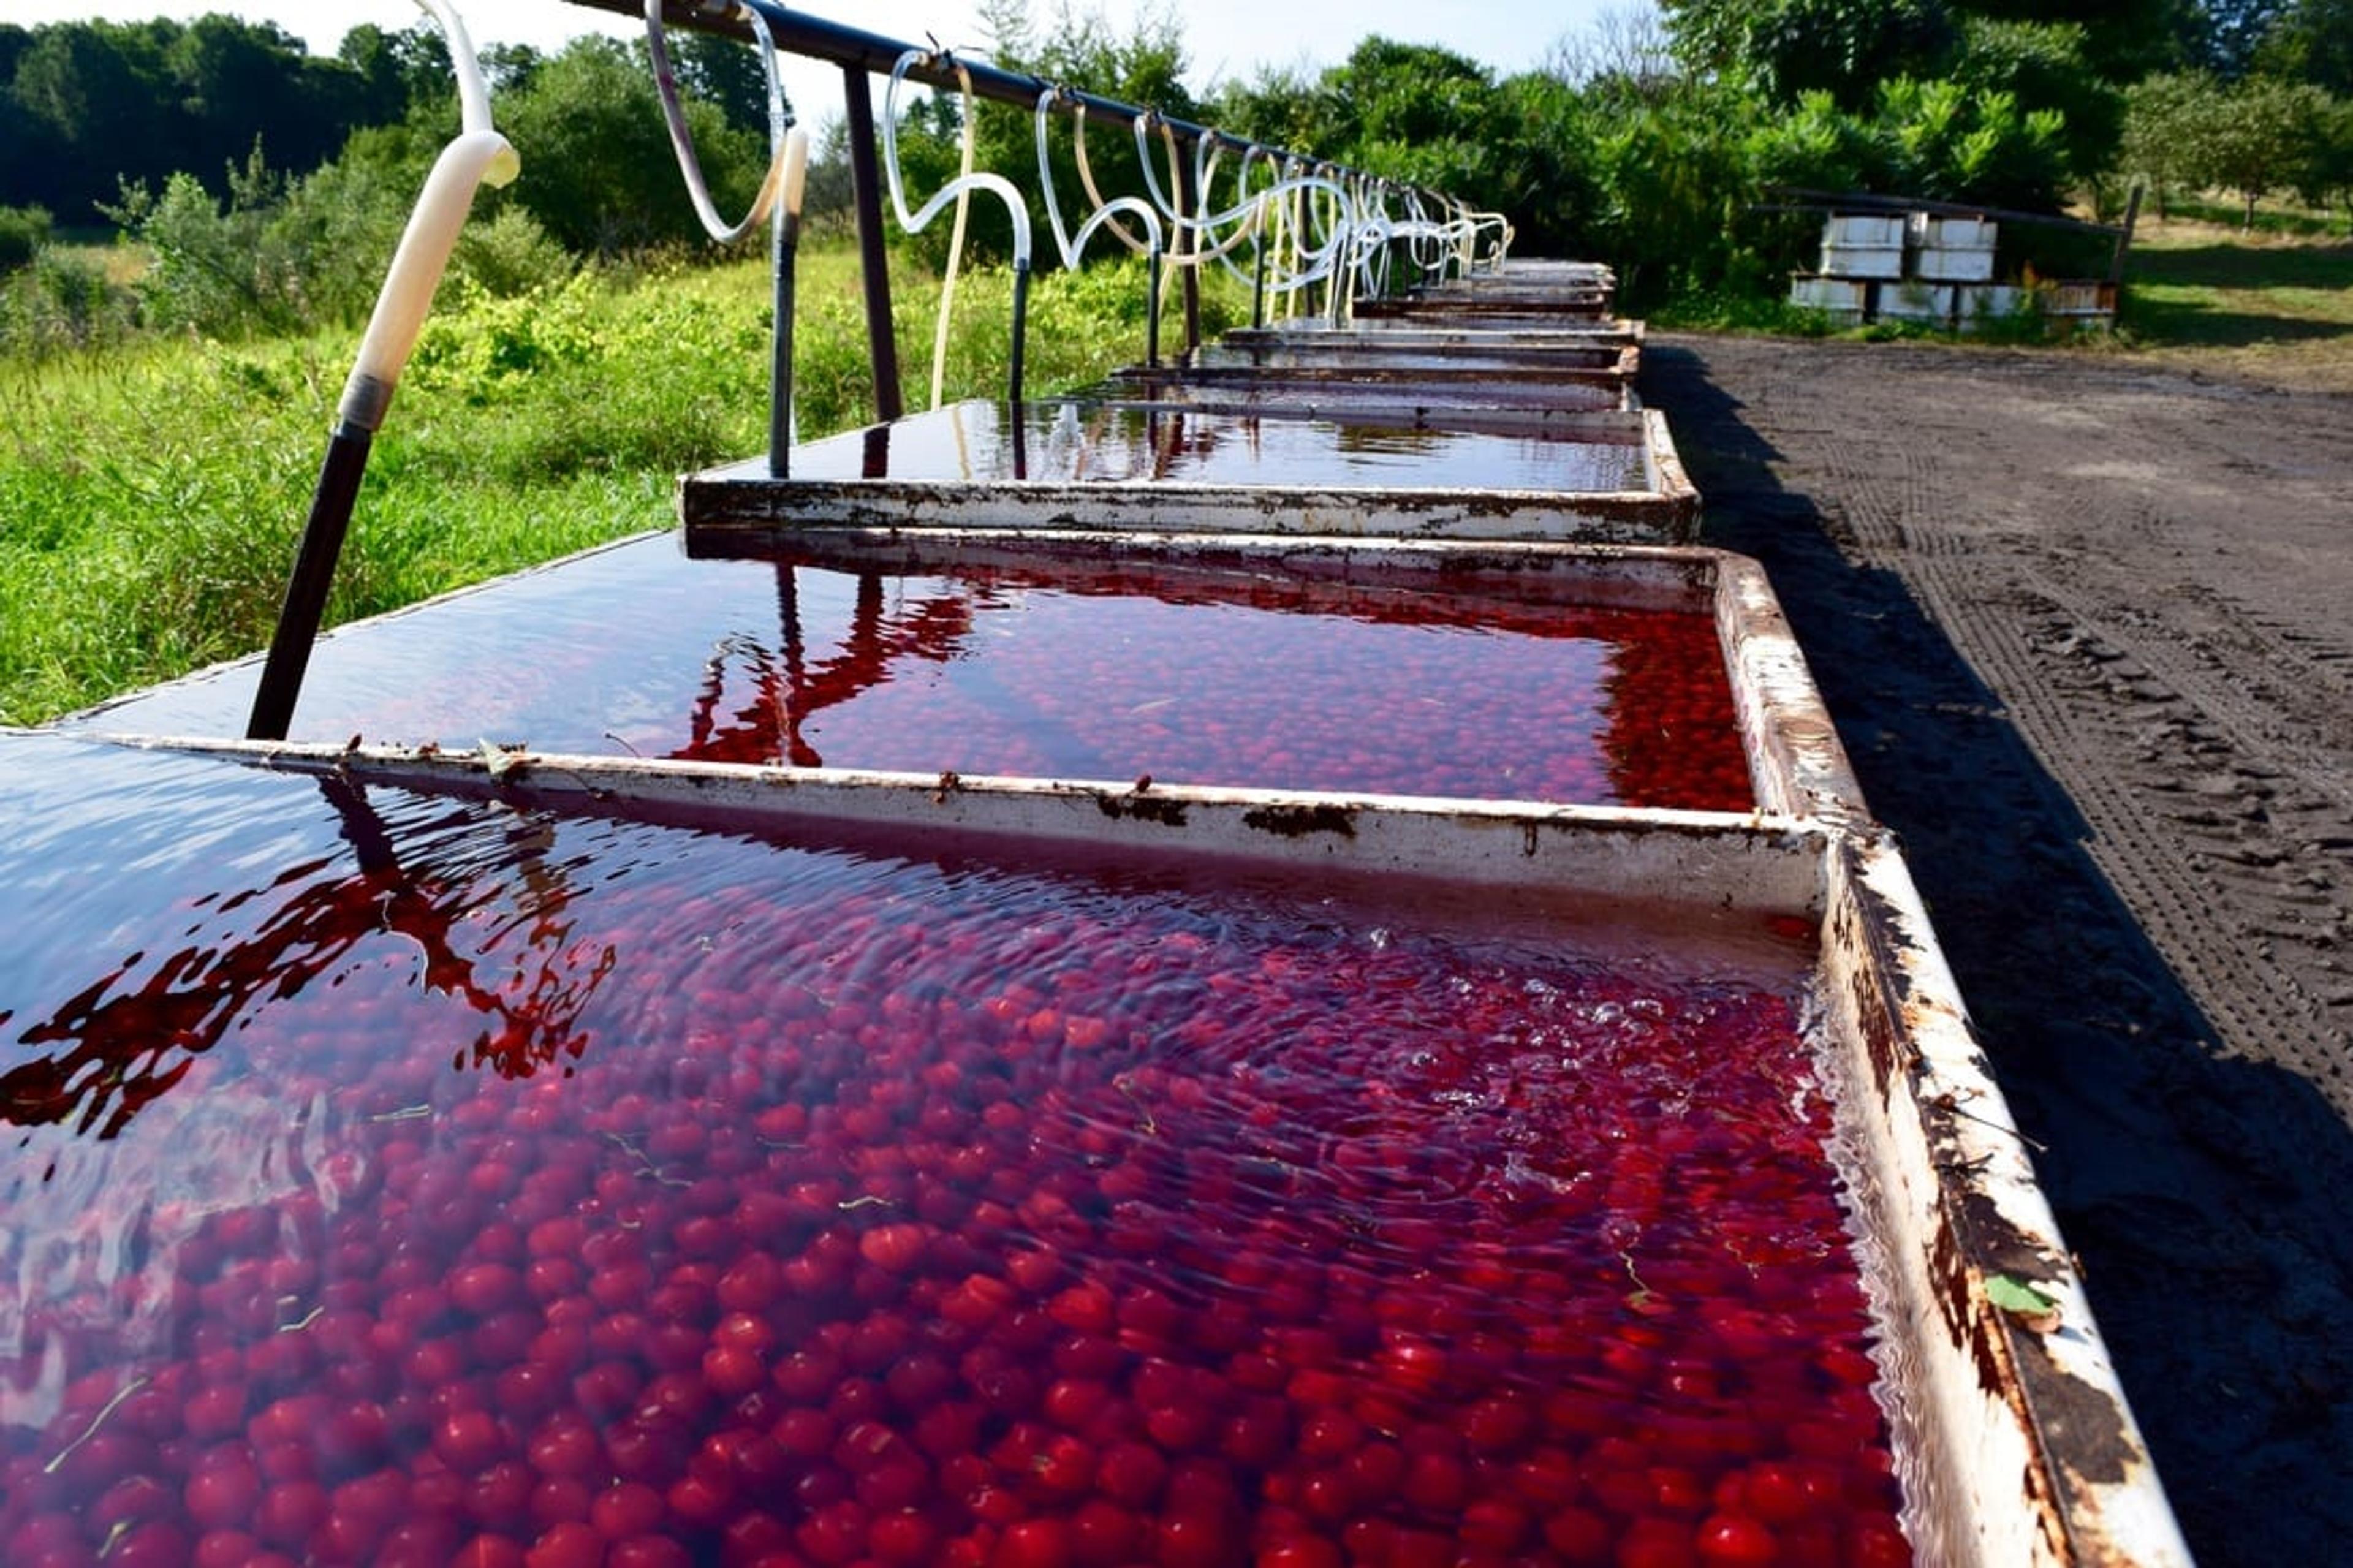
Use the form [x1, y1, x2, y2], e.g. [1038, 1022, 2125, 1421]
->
[2108, 183, 2142, 291]
[1251, 222, 1266, 330]
[1008, 261, 1031, 406]
[1176, 154, 1201, 355]
[770, 221, 795, 475]
[843, 65, 903, 423]
[246, 422, 373, 741]
[1147, 248, 1163, 366]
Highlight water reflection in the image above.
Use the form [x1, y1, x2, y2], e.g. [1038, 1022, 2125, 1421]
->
[2, 773, 615, 1143]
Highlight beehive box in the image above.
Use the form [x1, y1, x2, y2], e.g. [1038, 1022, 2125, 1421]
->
[1912, 248, 1996, 283]
[1878, 282, 1956, 324]
[1827, 214, 1908, 249]
[1908, 214, 1996, 251]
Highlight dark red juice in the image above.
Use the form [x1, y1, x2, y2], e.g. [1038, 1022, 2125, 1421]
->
[0, 737, 1903, 1566]
[676, 562, 1753, 810]
[73, 543, 1752, 812]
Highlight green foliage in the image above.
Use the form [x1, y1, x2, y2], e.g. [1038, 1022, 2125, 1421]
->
[493, 37, 767, 258]
[2254, 0, 2353, 96]
[0, 248, 138, 358]
[1666, 0, 1961, 109]
[1950, 18, 2122, 178]
[2203, 76, 2339, 222]
[0, 203, 49, 273]
[450, 207, 577, 299]
[2123, 70, 2344, 222]
[1, 17, 414, 225]
[107, 145, 411, 338]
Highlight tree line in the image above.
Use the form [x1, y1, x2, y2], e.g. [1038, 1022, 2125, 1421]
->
[3, 0, 2349, 355]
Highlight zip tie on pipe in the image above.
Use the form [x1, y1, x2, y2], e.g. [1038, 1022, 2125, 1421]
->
[339, 0, 517, 433]
[644, 0, 795, 246]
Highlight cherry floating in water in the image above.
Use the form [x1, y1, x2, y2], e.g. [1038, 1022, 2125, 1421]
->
[0, 762, 1904, 1567]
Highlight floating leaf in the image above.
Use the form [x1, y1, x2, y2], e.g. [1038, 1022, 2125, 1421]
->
[1987, 1273, 2061, 1330]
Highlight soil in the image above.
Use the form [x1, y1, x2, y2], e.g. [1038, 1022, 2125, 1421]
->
[1642, 334, 2353, 1567]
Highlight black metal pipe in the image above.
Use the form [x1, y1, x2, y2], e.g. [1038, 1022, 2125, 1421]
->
[567, 0, 1443, 214]
[1251, 226, 1267, 330]
[770, 225, 795, 475]
[1146, 248, 1161, 367]
[1008, 260, 1031, 407]
[842, 66, 903, 423]
[246, 421, 373, 741]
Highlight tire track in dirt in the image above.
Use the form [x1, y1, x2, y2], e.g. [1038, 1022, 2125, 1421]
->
[1778, 361, 2352, 1116]
[1643, 333, 2353, 1566]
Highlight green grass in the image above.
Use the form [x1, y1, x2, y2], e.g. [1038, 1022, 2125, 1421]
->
[0, 240, 1229, 726]
[2117, 214, 2353, 387]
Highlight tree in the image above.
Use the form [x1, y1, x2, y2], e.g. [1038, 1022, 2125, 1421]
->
[165, 16, 342, 182]
[670, 29, 778, 133]
[2203, 75, 2335, 222]
[8, 22, 177, 218]
[2119, 71, 2219, 214]
[2190, 0, 2292, 77]
[1662, 0, 1960, 108]
[1949, 18, 2123, 183]
[2120, 69, 2336, 221]
[2254, 0, 2353, 95]
[336, 21, 456, 123]
[493, 37, 764, 256]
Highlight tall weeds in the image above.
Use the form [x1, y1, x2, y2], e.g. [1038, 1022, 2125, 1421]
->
[0, 241, 1234, 726]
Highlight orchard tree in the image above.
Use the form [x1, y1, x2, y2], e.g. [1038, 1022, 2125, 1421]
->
[2254, 0, 2353, 95]
[2120, 72, 2218, 214]
[2204, 75, 2335, 222]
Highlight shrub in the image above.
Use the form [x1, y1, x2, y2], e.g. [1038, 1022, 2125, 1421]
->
[0, 206, 54, 275]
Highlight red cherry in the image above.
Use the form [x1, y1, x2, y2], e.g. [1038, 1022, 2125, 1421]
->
[1155, 1506, 1235, 1568]
[1544, 1504, 1612, 1564]
[868, 1508, 942, 1566]
[435, 1409, 507, 1472]
[523, 1520, 604, 1568]
[858, 1223, 931, 1272]
[1617, 1516, 1701, 1568]
[1847, 1519, 1914, 1568]
[452, 1536, 528, 1568]
[1698, 1512, 1781, 1565]
[184, 1447, 263, 1530]
[993, 1517, 1074, 1568]
[450, 1263, 525, 1317]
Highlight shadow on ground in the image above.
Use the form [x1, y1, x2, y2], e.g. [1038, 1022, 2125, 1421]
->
[1645, 340, 2353, 1567]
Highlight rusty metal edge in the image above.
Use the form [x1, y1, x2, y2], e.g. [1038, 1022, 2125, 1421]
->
[680, 475, 1694, 546]
[1710, 552, 1871, 827]
[81, 736, 1830, 915]
[1223, 321, 1645, 352]
[1821, 830, 2194, 1567]
[1078, 388, 1639, 434]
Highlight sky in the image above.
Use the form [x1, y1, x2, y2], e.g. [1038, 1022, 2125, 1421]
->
[7, 1, 1625, 133]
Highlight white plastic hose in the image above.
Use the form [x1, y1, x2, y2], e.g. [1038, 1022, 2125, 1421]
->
[1034, 89, 1162, 268]
[339, 0, 517, 432]
[643, 0, 796, 246]
[880, 49, 1033, 409]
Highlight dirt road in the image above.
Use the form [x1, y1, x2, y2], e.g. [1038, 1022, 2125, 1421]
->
[1643, 335, 2353, 1565]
